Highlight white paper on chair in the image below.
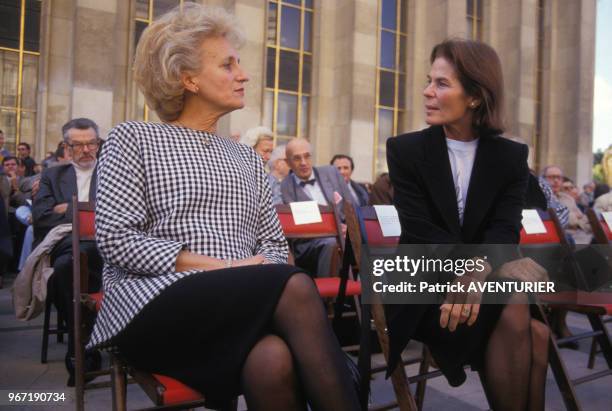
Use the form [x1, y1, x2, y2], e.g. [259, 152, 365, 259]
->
[602, 212, 612, 230]
[374, 205, 401, 237]
[290, 201, 322, 225]
[521, 209, 547, 234]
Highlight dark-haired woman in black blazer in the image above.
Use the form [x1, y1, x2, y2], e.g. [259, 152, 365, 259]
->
[386, 39, 550, 410]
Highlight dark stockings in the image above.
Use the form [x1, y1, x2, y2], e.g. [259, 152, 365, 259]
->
[481, 295, 549, 411]
[240, 273, 360, 411]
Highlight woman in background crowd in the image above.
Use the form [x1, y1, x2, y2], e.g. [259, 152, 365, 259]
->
[242, 126, 275, 165]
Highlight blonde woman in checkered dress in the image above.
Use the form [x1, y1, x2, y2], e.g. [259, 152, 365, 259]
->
[88, 4, 359, 410]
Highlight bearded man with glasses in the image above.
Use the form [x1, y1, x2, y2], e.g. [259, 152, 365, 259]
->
[31, 118, 103, 386]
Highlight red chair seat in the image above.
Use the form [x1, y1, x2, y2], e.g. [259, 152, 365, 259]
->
[152, 374, 203, 405]
[315, 278, 361, 298]
[90, 292, 103, 312]
[519, 221, 561, 244]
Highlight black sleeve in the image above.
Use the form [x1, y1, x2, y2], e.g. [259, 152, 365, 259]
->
[481, 143, 529, 244]
[32, 170, 70, 230]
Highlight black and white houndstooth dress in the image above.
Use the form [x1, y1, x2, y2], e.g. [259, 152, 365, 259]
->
[88, 121, 289, 349]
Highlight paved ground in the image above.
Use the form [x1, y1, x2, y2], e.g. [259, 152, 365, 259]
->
[1, 272, 610, 410]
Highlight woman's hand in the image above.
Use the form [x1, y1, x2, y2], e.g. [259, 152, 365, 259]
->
[232, 255, 266, 267]
[439, 274, 483, 332]
[175, 251, 225, 272]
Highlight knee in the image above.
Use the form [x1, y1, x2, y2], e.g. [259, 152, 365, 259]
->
[282, 272, 320, 305]
[498, 303, 530, 336]
[244, 335, 295, 385]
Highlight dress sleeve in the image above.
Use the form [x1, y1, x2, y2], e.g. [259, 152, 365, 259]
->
[95, 124, 186, 275]
[252, 152, 288, 263]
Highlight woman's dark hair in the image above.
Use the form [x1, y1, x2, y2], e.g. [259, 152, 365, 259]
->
[430, 38, 505, 135]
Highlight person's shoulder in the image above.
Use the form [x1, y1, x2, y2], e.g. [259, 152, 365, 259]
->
[317, 165, 338, 175]
[388, 126, 435, 151]
[487, 134, 528, 156]
[107, 121, 160, 140]
[44, 161, 72, 174]
[280, 172, 293, 187]
[40, 161, 72, 181]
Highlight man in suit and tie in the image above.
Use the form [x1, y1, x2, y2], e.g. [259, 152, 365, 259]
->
[32, 118, 103, 386]
[331, 154, 369, 207]
[281, 138, 354, 276]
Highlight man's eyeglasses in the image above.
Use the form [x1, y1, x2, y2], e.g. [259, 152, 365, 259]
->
[544, 174, 563, 181]
[67, 141, 99, 152]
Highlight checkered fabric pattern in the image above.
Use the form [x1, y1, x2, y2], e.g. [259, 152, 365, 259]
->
[88, 121, 288, 348]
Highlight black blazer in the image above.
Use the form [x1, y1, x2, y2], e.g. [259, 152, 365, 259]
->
[32, 163, 97, 247]
[384, 125, 529, 373]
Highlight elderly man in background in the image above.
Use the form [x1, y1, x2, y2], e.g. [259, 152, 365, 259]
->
[32, 117, 103, 386]
[281, 138, 353, 276]
[267, 145, 289, 205]
[331, 154, 369, 207]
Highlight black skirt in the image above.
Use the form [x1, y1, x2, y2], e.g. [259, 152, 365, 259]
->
[111, 264, 303, 406]
[412, 302, 505, 387]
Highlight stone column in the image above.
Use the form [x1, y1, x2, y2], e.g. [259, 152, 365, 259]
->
[39, 0, 76, 152]
[543, 0, 595, 184]
[70, 0, 118, 139]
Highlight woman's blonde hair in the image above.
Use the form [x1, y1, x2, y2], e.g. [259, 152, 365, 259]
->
[133, 3, 245, 122]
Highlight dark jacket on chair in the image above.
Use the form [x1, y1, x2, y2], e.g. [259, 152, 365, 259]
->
[384, 125, 529, 374]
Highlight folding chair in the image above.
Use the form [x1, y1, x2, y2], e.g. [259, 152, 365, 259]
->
[344, 204, 435, 411]
[275, 204, 362, 343]
[72, 197, 236, 411]
[520, 208, 612, 411]
[584, 208, 612, 369]
[71, 199, 111, 410]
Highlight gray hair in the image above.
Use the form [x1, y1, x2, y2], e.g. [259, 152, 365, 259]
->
[267, 145, 287, 169]
[241, 126, 274, 148]
[133, 3, 245, 122]
[62, 118, 100, 142]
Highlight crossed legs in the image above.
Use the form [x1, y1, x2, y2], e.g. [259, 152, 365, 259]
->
[241, 273, 360, 411]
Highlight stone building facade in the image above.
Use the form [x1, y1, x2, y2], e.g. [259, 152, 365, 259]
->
[0, 0, 597, 184]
